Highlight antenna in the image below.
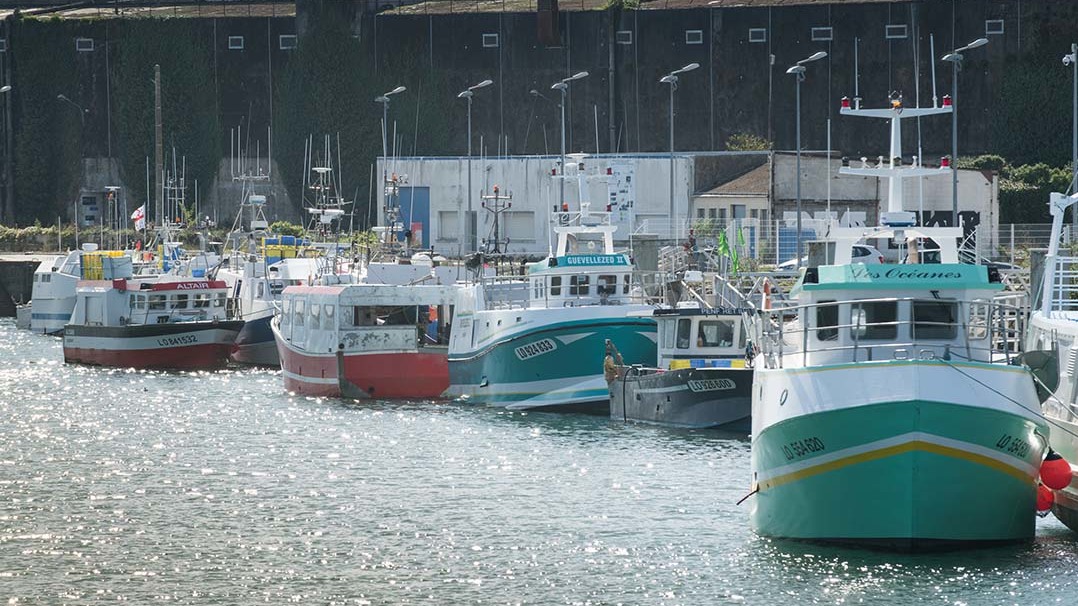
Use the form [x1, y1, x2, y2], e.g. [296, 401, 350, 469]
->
[930, 34, 938, 107]
[854, 37, 860, 102]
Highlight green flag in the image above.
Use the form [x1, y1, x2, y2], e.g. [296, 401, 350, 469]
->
[737, 226, 746, 247]
[716, 230, 729, 257]
[730, 236, 740, 275]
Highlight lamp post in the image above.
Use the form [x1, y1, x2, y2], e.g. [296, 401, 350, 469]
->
[660, 62, 699, 240]
[374, 85, 406, 232]
[1065, 44, 1077, 199]
[550, 71, 589, 210]
[1, 84, 11, 226]
[457, 78, 493, 254]
[941, 37, 988, 229]
[785, 51, 827, 269]
[57, 94, 88, 125]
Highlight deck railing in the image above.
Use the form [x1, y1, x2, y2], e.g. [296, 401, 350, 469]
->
[759, 296, 1026, 370]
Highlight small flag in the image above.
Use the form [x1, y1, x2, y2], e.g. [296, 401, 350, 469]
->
[737, 226, 746, 247]
[130, 204, 146, 230]
[716, 230, 729, 257]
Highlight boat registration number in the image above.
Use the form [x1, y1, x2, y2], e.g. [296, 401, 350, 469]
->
[781, 437, 826, 461]
[157, 334, 198, 347]
[687, 379, 736, 392]
[514, 339, 558, 361]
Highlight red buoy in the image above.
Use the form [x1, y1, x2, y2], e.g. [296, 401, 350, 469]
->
[1041, 450, 1073, 490]
[1037, 484, 1055, 512]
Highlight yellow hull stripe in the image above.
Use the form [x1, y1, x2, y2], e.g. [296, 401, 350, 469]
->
[761, 440, 1032, 491]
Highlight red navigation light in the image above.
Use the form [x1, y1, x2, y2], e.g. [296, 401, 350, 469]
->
[561, 203, 569, 212]
[607, 167, 613, 175]
[551, 168, 557, 176]
[493, 184, 499, 193]
[841, 96, 851, 109]
[941, 156, 951, 168]
[942, 94, 952, 108]
[606, 204, 612, 212]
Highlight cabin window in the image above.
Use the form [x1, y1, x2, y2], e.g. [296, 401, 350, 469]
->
[325, 304, 335, 319]
[294, 298, 305, 324]
[213, 294, 226, 308]
[133, 294, 146, 309]
[815, 301, 838, 341]
[676, 318, 692, 349]
[282, 298, 291, 315]
[193, 293, 211, 308]
[570, 275, 590, 296]
[149, 295, 166, 311]
[257, 282, 265, 298]
[550, 276, 562, 296]
[851, 301, 897, 340]
[352, 306, 362, 326]
[913, 301, 958, 340]
[622, 274, 631, 295]
[269, 281, 284, 296]
[310, 303, 320, 322]
[968, 302, 989, 340]
[597, 275, 617, 296]
[698, 320, 736, 348]
[171, 294, 189, 309]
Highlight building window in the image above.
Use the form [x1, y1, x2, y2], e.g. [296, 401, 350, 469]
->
[616, 30, 633, 45]
[885, 24, 908, 40]
[811, 27, 833, 42]
[697, 208, 706, 219]
[438, 211, 459, 241]
[504, 211, 535, 241]
[228, 36, 244, 50]
[986, 19, 1004, 36]
[749, 28, 767, 44]
[482, 33, 499, 48]
[279, 34, 297, 50]
[685, 30, 703, 45]
[708, 208, 717, 219]
[75, 38, 94, 52]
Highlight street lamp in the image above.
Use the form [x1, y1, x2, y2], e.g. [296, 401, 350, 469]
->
[457, 78, 493, 254]
[785, 51, 827, 269]
[941, 37, 988, 229]
[57, 94, 88, 124]
[660, 62, 700, 240]
[374, 85, 406, 235]
[1065, 44, 1077, 197]
[1, 84, 10, 226]
[551, 71, 589, 209]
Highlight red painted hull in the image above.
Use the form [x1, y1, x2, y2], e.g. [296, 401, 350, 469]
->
[276, 338, 448, 399]
[65, 342, 235, 369]
[63, 322, 243, 370]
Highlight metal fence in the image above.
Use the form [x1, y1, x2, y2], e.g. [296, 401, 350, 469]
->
[632, 218, 1059, 270]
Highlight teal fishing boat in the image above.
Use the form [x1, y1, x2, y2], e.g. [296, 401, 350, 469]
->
[749, 95, 1048, 550]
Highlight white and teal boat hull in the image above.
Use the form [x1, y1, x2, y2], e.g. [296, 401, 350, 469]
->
[446, 308, 656, 413]
[751, 360, 1048, 550]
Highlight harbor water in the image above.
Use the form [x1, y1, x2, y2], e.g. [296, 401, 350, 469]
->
[1, 319, 1077, 604]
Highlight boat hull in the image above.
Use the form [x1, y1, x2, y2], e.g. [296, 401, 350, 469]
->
[1026, 315, 1078, 532]
[231, 314, 280, 367]
[63, 321, 243, 370]
[610, 366, 752, 431]
[274, 324, 448, 399]
[30, 295, 75, 335]
[751, 361, 1047, 550]
[447, 316, 656, 413]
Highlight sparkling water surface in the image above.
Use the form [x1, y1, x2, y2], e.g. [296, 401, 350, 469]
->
[1, 320, 1076, 605]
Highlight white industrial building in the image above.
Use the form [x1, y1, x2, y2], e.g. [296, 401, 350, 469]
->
[376, 151, 1000, 262]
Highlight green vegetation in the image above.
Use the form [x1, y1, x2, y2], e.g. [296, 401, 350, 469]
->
[726, 133, 772, 151]
[958, 155, 1075, 224]
[270, 221, 304, 237]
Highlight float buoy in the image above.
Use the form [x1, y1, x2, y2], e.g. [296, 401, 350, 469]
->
[1040, 450, 1073, 491]
[1037, 484, 1055, 512]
